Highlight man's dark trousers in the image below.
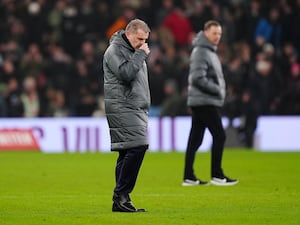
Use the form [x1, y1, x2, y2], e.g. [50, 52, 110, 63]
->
[114, 145, 147, 195]
[184, 105, 226, 178]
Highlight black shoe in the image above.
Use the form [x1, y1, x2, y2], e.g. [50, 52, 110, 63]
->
[210, 175, 238, 186]
[112, 193, 146, 212]
[182, 178, 209, 186]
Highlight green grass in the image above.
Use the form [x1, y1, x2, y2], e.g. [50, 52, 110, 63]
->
[0, 150, 300, 225]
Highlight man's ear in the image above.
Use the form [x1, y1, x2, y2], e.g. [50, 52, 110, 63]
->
[125, 31, 130, 39]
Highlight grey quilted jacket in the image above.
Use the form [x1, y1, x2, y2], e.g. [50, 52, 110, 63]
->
[187, 31, 226, 107]
[103, 30, 150, 151]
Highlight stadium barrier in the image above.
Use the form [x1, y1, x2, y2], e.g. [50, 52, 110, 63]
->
[0, 116, 299, 152]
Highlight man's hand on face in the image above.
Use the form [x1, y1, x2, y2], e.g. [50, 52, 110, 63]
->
[139, 43, 150, 55]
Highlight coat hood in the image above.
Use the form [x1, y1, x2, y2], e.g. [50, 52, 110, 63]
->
[192, 31, 217, 52]
[109, 30, 134, 51]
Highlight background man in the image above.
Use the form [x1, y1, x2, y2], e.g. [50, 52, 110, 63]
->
[182, 20, 238, 186]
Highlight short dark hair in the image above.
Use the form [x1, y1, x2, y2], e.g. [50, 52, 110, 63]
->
[125, 19, 151, 33]
[204, 20, 221, 31]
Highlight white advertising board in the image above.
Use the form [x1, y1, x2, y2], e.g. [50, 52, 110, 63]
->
[0, 116, 299, 152]
[255, 116, 300, 151]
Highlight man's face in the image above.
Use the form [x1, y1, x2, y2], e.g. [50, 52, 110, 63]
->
[126, 28, 149, 49]
[204, 25, 222, 46]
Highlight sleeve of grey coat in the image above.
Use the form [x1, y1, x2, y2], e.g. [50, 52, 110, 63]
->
[107, 49, 148, 83]
[190, 49, 221, 96]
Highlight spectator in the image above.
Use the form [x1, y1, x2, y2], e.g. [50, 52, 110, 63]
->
[24, 1, 49, 47]
[71, 60, 97, 116]
[3, 78, 23, 117]
[46, 89, 70, 117]
[155, 0, 175, 27]
[0, 40, 23, 66]
[60, 1, 82, 56]
[0, 94, 7, 117]
[20, 76, 43, 117]
[279, 42, 298, 86]
[106, 6, 136, 39]
[279, 62, 300, 114]
[45, 44, 73, 92]
[94, 1, 113, 40]
[20, 43, 45, 80]
[148, 60, 165, 117]
[189, 0, 210, 33]
[162, 6, 194, 47]
[160, 79, 182, 117]
[0, 59, 18, 84]
[239, 0, 262, 46]
[255, 6, 282, 49]
[240, 57, 282, 147]
[223, 55, 244, 121]
[47, 0, 66, 43]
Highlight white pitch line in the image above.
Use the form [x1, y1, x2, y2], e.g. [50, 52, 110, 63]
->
[0, 193, 186, 199]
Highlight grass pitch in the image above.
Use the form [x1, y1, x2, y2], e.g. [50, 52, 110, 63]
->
[0, 150, 300, 225]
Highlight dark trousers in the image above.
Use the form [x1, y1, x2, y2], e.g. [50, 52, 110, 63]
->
[114, 145, 147, 196]
[184, 105, 226, 179]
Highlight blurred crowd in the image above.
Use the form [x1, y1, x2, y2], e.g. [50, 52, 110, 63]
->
[1, 0, 300, 122]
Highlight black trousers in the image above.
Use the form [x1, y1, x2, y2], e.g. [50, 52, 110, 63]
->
[114, 145, 147, 196]
[184, 105, 226, 179]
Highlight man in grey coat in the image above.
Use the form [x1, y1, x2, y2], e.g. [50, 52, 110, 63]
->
[103, 19, 150, 212]
[182, 20, 238, 186]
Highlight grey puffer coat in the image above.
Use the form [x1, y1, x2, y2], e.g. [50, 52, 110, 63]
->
[187, 31, 226, 107]
[103, 30, 150, 151]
